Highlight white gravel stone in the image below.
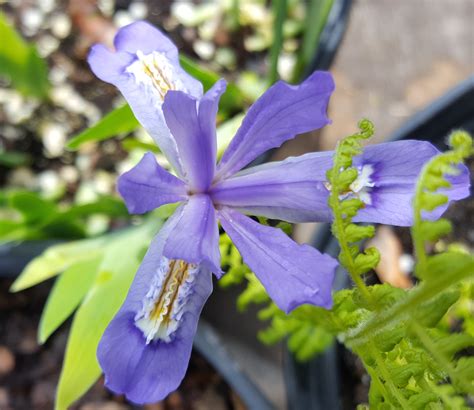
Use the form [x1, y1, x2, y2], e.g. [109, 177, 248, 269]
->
[114, 10, 134, 28]
[22, 8, 44, 36]
[399, 254, 415, 274]
[40, 121, 67, 157]
[59, 166, 79, 184]
[36, 34, 60, 57]
[38, 170, 62, 196]
[193, 40, 215, 60]
[38, 0, 57, 14]
[50, 13, 71, 39]
[129, 2, 148, 20]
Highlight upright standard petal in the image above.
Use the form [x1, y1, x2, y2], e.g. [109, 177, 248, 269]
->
[218, 208, 337, 313]
[97, 213, 213, 404]
[164, 195, 221, 275]
[216, 71, 334, 180]
[211, 152, 333, 223]
[350, 140, 471, 226]
[88, 21, 203, 176]
[162, 80, 226, 191]
[118, 152, 187, 214]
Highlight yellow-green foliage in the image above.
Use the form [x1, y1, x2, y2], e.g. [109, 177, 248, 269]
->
[224, 124, 474, 408]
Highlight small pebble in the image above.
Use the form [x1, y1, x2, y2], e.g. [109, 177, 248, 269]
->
[8, 167, 37, 190]
[40, 121, 67, 157]
[98, 0, 116, 17]
[193, 40, 215, 60]
[129, 2, 148, 20]
[36, 34, 60, 57]
[38, 170, 64, 198]
[59, 166, 79, 184]
[49, 13, 72, 39]
[21, 8, 44, 36]
[38, 0, 56, 13]
[399, 253, 415, 274]
[0, 346, 15, 376]
[114, 10, 134, 28]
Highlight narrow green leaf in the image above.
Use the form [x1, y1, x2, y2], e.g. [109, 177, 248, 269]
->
[67, 104, 139, 150]
[62, 196, 129, 219]
[55, 223, 157, 410]
[268, 0, 287, 85]
[179, 55, 245, 113]
[121, 137, 161, 153]
[10, 237, 107, 292]
[0, 12, 49, 98]
[9, 191, 56, 223]
[39, 257, 101, 343]
[0, 150, 29, 167]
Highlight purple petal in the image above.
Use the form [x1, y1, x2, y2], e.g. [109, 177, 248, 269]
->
[98, 214, 213, 404]
[353, 140, 471, 226]
[88, 21, 203, 177]
[113, 21, 178, 59]
[218, 208, 337, 313]
[216, 71, 334, 180]
[162, 80, 226, 191]
[211, 152, 333, 223]
[164, 194, 221, 275]
[118, 152, 187, 214]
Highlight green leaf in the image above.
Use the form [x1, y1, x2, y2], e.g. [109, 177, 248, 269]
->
[345, 224, 375, 243]
[268, 0, 287, 85]
[10, 237, 107, 292]
[0, 12, 49, 98]
[345, 253, 474, 347]
[0, 150, 29, 167]
[55, 223, 155, 410]
[63, 196, 129, 219]
[419, 219, 452, 242]
[39, 257, 101, 344]
[292, 0, 334, 82]
[179, 55, 245, 114]
[121, 137, 161, 153]
[66, 104, 139, 150]
[9, 191, 56, 223]
[237, 273, 269, 311]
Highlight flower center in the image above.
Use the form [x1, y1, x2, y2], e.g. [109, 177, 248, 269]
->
[126, 50, 187, 101]
[324, 164, 375, 205]
[349, 164, 375, 205]
[135, 258, 198, 344]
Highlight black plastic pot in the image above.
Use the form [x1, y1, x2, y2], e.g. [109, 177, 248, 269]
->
[0, 240, 62, 278]
[305, 0, 353, 74]
[284, 75, 474, 410]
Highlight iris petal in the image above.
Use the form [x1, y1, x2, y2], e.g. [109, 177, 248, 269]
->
[211, 151, 333, 222]
[162, 80, 226, 191]
[164, 195, 221, 275]
[118, 152, 187, 214]
[352, 140, 471, 226]
[97, 211, 213, 404]
[216, 71, 334, 180]
[88, 21, 203, 177]
[218, 208, 337, 313]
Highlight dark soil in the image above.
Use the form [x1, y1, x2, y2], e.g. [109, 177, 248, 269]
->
[0, 278, 244, 410]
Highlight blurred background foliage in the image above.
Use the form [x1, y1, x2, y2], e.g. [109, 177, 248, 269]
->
[0, 1, 473, 409]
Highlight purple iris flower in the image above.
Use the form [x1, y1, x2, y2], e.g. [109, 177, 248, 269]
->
[88, 21, 470, 404]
